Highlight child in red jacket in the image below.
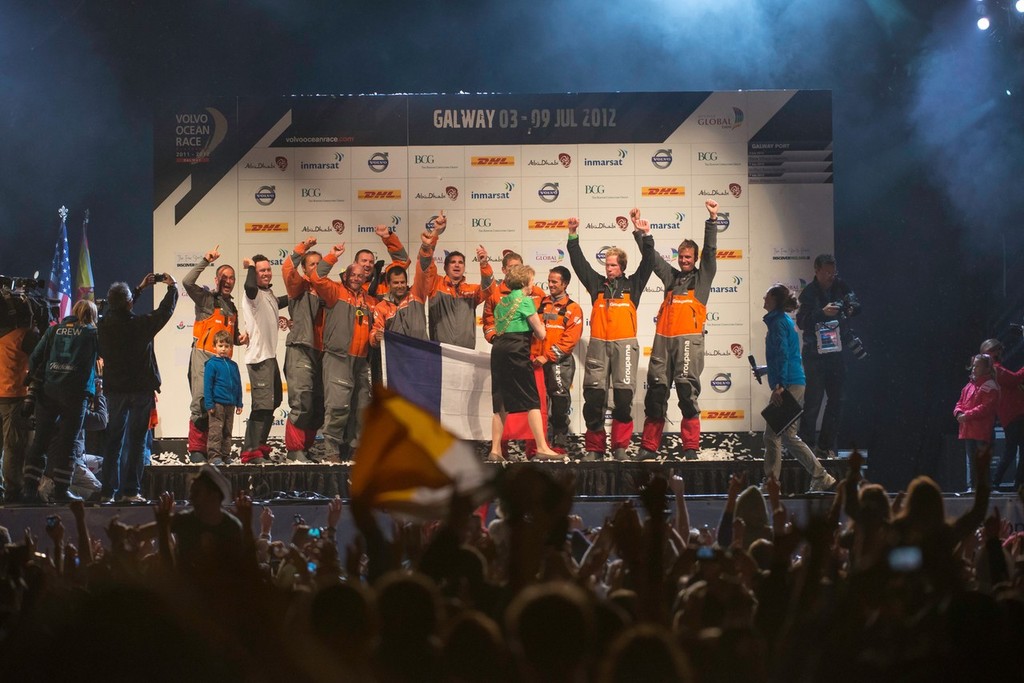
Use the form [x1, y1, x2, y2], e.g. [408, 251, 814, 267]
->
[954, 353, 999, 490]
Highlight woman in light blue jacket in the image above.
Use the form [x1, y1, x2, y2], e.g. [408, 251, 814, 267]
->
[762, 284, 835, 493]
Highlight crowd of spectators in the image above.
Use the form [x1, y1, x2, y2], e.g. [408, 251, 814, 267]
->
[0, 450, 1020, 682]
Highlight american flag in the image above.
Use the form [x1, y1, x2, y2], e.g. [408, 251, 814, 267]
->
[48, 206, 73, 320]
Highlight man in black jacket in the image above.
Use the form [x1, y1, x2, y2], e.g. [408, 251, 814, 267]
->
[98, 273, 177, 504]
[796, 254, 862, 458]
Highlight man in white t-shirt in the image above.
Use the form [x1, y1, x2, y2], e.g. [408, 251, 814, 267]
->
[240, 254, 288, 464]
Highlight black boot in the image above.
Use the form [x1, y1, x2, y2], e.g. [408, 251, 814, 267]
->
[21, 481, 42, 504]
[53, 484, 83, 504]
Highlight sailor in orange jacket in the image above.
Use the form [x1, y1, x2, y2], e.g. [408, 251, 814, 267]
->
[181, 245, 246, 462]
[418, 211, 495, 349]
[567, 215, 656, 460]
[308, 244, 376, 462]
[533, 265, 584, 450]
[281, 237, 326, 462]
[635, 200, 720, 461]
[353, 223, 412, 298]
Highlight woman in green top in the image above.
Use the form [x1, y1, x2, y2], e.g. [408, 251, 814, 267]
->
[489, 264, 562, 460]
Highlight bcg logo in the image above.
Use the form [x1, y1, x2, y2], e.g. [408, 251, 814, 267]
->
[585, 185, 605, 195]
[472, 218, 492, 227]
[698, 151, 718, 161]
[415, 154, 435, 164]
[301, 187, 321, 198]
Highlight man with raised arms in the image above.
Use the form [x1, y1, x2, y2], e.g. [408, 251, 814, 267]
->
[417, 210, 495, 349]
[281, 237, 326, 463]
[566, 214, 656, 460]
[182, 245, 245, 463]
[635, 200, 720, 461]
[308, 244, 376, 462]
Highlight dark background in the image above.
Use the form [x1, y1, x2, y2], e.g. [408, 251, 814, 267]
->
[2, 0, 1022, 488]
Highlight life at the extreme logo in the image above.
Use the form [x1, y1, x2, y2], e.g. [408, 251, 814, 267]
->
[696, 107, 744, 130]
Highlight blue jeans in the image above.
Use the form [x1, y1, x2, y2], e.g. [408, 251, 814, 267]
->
[102, 391, 154, 498]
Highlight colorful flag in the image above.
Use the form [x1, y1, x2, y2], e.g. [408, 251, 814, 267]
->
[75, 209, 95, 301]
[350, 386, 491, 517]
[382, 331, 544, 441]
[47, 206, 73, 320]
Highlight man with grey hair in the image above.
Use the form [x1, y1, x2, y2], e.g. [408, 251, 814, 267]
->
[98, 273, 177, 504]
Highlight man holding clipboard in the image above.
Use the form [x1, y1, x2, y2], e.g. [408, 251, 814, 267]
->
[759, 284, 836, 492]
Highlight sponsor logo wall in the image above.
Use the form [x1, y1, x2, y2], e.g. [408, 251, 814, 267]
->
[154, 91, 833, 437]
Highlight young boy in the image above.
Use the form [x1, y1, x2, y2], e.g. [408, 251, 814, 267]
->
[203, 330, 243, 466]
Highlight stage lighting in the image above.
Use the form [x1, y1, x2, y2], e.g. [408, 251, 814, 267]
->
[977, 16, 991, 29]
[1016, 0, 1024, 12]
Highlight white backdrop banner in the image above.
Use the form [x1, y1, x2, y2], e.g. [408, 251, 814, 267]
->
[153, 91, 833, 438]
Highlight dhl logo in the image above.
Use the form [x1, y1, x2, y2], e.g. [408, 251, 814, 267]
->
[528, 219, 569, 230]
[245, 222, 289, 233]
[357, 190, 402, 200]
[471, 156, 515, 166]
[641, 186, 685, 197]
[701, 410, 745, 420]
[716, 250, 743, 259]
[476, 316, 483, 326]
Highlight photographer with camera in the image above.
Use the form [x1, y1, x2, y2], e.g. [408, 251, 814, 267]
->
[98, 272, 178, 504]
[0, 278, 47, 502]
[796, 254, 864, 458]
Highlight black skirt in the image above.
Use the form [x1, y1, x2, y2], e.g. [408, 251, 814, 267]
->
[491, 331, 540, 414]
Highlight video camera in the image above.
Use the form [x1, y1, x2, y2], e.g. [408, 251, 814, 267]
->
[0, 275, 58, 338]
[829, 292, 868, 360]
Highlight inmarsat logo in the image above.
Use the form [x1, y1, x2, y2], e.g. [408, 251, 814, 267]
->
[538, 182, 560, 203]
[710, 373, 732, 393]
[368, 152, 389, 173]
[584, 149, 628, 167]
[697, 107, 744, 130]
[254, 186, 276, 206]
[710, 275, 743, 294]
[651, 149, 673, 169]
[650, 213, 685, 230]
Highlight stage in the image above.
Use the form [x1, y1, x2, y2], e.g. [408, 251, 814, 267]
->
[141, 431, 854, 500]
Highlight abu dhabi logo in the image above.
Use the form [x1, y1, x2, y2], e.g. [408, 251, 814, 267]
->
[368, 152, 389, 173]
[254, 186, 276, 206]
[697, 107, 744, 130]
[538, 182, 560, 203]
[651, 149, 673, 170]
[558, 153, 572, 168]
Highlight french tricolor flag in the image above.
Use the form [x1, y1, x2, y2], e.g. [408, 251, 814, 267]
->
[382, 331, 544, 441]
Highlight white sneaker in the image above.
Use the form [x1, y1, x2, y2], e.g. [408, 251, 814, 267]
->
[808, 473, 836, 493]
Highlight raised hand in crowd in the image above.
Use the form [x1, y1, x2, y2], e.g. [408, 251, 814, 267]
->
[373, 224, 390, 239]
[204, 244, 221, 262]
[475, 244, 488, 263]
[567, 216, 579, 235]
[330, 243, 346, 259]
[300, 236, 317, 250]
[242, 257, 253, 269]
[137, 273, 157, 291]
[705, 198, 719, 218]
